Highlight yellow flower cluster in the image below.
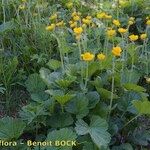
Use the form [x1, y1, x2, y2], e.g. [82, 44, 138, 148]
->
[46, 13, 65, 31]
[97, 12, 112, 19]
[128, 17, 135, 25]
[81, 52, 106, 61]
[69, 21, 77, 28]
[66, 2, 73, 9]
[82, 16, 92, 25]
[72, 12, 81, 21]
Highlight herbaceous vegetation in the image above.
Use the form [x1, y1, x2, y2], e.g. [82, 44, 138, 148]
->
[0, 0, 150, 149]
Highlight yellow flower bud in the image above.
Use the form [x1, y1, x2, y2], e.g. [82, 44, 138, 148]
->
[45, 24, 55, 31]
[97, 53, 106, 60]
[140, 33, 147, 40]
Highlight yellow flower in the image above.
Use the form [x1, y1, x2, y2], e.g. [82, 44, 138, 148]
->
[128, 17, 135, 25]
[45, 24, 55, 31]
[145, 77, 150, 84]
[129, 17, 135, 21]
[107, 29, 116, 37]
[105, 15, 112, 19]
[97, 53, 106, 60]
[66, 2, 73, 9]
[19, 4, 25, 10]
[97, 12, 106, 19]
[71, 12, 77, 17]
[73, 15, 80, 21]
[128, 20, 134, 25]
[140, 33, 147, 40]
[73, 27, 83, 35]
[82, 18, 92, 25]
[49, 13, 57, 20]
[113, 19, 121, 26]
[56, 21, 64, 27]
[81, 52, 95, 61]
[118, 28, 127, 34]
[112, 46, 122, 57]
[86, 16, 92, 20]
[70, 22, 77, 28]
[129, 34, 138, 41]
[146, 20, 150, 25]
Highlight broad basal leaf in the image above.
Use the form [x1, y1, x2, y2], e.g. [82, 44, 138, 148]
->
[47, 113, 73, 128]
[0, 117, 26, 140]
[96, 87, 119, 100]
[86, 91, 100, 109]
[65, 93, 89, 119]
[46, 128, 77, 150]
[25, 73, 46, 93]
[132, 100, 150, 115]
[123, 83, 146, 93]
[47, 59, 61, 70]
[75, 116, 111, 148]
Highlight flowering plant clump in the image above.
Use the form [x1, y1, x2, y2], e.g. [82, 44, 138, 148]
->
[0, 0, 150, 150]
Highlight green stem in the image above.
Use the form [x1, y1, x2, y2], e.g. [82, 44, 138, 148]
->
[108, 57, 115, 120]
[123, 114, 140, 128]
[77, 40, 82, 60]
[84, 62, 89, 90]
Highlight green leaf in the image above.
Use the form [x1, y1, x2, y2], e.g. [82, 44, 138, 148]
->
[40, 68, 61, 87]
[51, 90, 75, 106]
[127, 43, 137, 57]
[86, 91, 100, 109]
[88, 62, 100, 77]
[121, 69, 141, 84]
[31, 92, 49, 102]
[123, 83, 146, 92]
[19, 103, 48, 124]
[47, 59, 61, 70]
[46, 128, 77, 150]
[0, 117, 26, 140]
[25, 73, 46, 93]
[112, 143, 133, 150]
[0, 20, 15, 33]
[96, 87, 119, 100]
[75, 116, 111, 148]
[130, 130, 150, 146]
[83, 142, 99, 150]
[132, 100, 150, 115]
[65, 93, 89, 119]
[55, 75, 76, 88]
[47, 113, 73, 128]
